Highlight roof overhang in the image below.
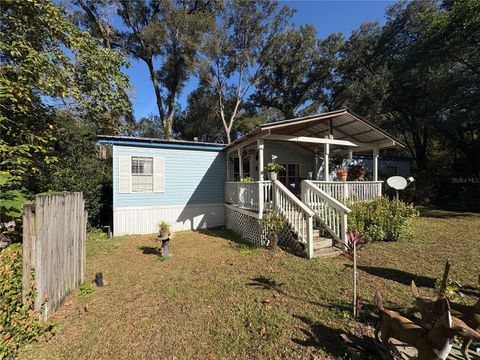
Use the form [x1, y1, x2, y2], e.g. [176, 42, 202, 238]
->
[225, 109, 405, 153]
[97, 135, 226, 152]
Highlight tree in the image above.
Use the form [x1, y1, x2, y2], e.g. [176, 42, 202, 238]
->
[73, 0, 136, 133]
[135, 115, 164, 138]
[418, 0, 480, 175]
[250, 25, 343, 118]
[174, 85, 225, 142]
[0, 0, 130, 236]
[200, 0, 292, 143]
[117, 0, 218, 138]
[48, 113, 113, 227]
[334, 1, 442, 172]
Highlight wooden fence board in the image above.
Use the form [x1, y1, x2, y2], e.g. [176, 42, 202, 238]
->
[22, 192, 87, 321]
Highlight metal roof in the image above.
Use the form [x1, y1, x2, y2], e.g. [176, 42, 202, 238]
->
[226, 109, 405, 151]
[97, 135, 226, 151]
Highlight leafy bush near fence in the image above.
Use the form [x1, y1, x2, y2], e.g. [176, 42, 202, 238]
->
[0, 245, 52, 359]
[347, 197, 419, 242]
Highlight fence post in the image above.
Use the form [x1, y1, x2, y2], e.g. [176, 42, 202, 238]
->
[22, 203, 35, 303]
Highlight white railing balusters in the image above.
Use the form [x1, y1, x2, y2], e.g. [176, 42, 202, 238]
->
[302, 180, 351, 245]
[310, 181, 382, 205]
[225, 181, 273, 213]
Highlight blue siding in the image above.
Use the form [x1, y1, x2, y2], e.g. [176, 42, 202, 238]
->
[113, 145, 226, 208]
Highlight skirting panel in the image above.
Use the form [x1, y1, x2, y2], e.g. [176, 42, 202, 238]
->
[225, 206, 306, 255]
[113, 203, 224, 236]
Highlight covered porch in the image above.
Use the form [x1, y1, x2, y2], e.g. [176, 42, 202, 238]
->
[223, 109, 405, 258]
[225, 109, 403, 199]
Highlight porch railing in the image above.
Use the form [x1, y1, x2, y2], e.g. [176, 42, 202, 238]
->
[225, 180, 315, 258]
[224, 181, 272, 213]
[302, 180, 351, 245]
[310, 181, 382, 205]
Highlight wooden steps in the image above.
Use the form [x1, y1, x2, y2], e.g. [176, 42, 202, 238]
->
[312, 236, 342, 258]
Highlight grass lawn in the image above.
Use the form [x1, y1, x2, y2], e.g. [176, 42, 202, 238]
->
[21, 209, 480, 359]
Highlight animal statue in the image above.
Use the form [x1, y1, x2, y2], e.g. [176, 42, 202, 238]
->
[411, 280, 480, 360]
[374, 292, 480, 360]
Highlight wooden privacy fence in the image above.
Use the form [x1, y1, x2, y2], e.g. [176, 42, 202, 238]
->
[22, 192, 87, 321]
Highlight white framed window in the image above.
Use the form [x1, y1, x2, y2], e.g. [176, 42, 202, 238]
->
[131, 156, 154, 192]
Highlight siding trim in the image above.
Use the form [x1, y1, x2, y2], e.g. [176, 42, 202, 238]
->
[100, 139, 224, 151]
[114, 203, 224, 211]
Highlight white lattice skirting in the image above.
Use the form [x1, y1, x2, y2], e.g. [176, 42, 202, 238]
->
[225, 206, 306, 255]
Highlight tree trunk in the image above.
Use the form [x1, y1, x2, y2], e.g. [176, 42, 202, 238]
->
[164, 110, 174, 140]
[144, 57, 165, 123]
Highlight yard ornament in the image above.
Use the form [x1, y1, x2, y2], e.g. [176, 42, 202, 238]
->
[374, 292, 480, 360]
[411, 280, 480, 360]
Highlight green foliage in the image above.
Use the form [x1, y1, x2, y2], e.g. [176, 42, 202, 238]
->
[240, 177, 254, 182]
[174, 85, 225, 142]
[86, 229, 109, 243]
[116, 0, 218, 138]
[46, 115, 112, 227]
[159, 221, 170, 231]
[265, 162, 285, 173]
[0, 173, 26, 239]
[0, 0, 131, 239]
[0, 245, 52, 358]
[261, 210, 286, 249]
[333, 0, 480, 210]
[251, 25, 343, 118]
[200, 0, 293, 142]
[79, 282, 93, 297]
[348, 197, 419, 242]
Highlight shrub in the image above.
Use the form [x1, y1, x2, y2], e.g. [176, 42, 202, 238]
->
[79, 282, 94, 297]
[347, 196, 419, 242]
[261, 210, 286, 249]
[0, 245, 52, 358]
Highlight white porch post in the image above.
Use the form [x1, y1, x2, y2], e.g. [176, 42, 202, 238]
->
[372, 144, 379, 181]
[257, 139, 264, 216]
[314, 153, 321, 180]
[237, 148, 243, 179]
[324, 139, 330, 181]
[348, 149, 353, 160]
[226, 153, 230, 181]
[257, 139, 264, 181]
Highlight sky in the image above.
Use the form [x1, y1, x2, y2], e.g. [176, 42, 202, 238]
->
[124, 0, 396, 120]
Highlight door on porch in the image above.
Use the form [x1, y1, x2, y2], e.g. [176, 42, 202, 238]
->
[278, 163, 304, 196]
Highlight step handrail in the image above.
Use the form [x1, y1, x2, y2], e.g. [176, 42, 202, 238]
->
[273, 180, 315, 216]
[272, 180, 314, 258]
[302, 180, 351, 245]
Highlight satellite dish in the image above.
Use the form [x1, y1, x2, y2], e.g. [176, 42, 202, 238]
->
[387, 176, 408, 190]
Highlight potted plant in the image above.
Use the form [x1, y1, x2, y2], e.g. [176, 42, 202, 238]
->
[159, 221, 171, 238]
[336, 167, 348, 181]
[348, 164, 366, 181]
[265, 162, 285, 181]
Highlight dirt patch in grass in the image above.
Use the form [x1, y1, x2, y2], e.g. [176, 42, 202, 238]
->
[21, 211, 480, 359]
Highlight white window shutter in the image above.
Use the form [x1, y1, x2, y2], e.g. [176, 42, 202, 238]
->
[119, 156, 131, 193]
[153, 157, 165, 192]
